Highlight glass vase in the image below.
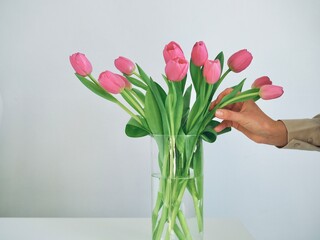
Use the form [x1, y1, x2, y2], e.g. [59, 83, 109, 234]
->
[151, 135, 203, 240]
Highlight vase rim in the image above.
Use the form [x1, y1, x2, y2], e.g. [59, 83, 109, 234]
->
[151, 172, 203, 179]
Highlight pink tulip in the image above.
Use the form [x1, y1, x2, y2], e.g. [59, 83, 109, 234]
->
[69, 52, 92, 77]
[259, 85, 284, 100]
[114, 56, 136, 75]
[191, 41, 208, 67]
[98, 71, 126, 94]
[203, 59, 221, 84]
[163, 41, 185, 64]
[251, 76, 272, 88]
[165, 57, 189, 82]
[227, 49, 253, 73]
[116, 74, 132, 90]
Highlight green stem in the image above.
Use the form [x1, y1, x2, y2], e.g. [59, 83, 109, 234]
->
[153, 137, 203, 239]
[201, 68, 229, 114]
[178, 210, 192, 240]
[169, 136, 176, 177]
[152, 191, 163, 231]
[133, 71, 141, 79]
[88, 74, 100, 87]
[216, 68, 231, 90]
[121, 90, 145, 117]
[116, 100, 142, 124]
[210, 68, 231, 96]
[166, 179, 188, 235]
[173, 223, 185, 240]
[130, 89, 145, 107]
[87, 75, 142, 124]
[153, 206, 168, 240]
[218, 91, 259, 109]
[186, 69, 231, 134]
[195, 67, 201, 95]
[189, 183, 203, 232]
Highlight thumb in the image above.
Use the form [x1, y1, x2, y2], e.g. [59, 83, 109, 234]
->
[215, 109, 243, 123]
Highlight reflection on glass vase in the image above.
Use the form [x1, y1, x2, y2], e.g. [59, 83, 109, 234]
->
[151, 135, 203, 240]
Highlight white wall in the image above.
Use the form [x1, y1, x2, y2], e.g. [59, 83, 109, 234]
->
[0, 0, 319, 239]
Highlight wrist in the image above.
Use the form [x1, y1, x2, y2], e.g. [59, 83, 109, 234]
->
[269, 120, 288, 147]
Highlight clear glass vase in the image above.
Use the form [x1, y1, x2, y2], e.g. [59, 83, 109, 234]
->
[151, 135, 203, 240]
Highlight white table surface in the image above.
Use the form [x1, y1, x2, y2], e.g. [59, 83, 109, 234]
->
[0, 218, 254, 240]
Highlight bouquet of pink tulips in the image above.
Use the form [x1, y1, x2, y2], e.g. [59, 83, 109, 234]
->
[70, 41, 283, 240]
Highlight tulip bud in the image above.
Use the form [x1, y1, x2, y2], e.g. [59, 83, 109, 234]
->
[203, 59, 221, 84]
[259, 85, 284, 100]
[98, 71, 126, 94]
[69, 52, 93, 77]
[163, 41, 185, 64]
[116, 74, 132, 90]
[251, 76, 272, 88]
[165, 57, 189, 82]
[227, 49, 253, 73]
[114, 56, 136, 75]
[191, 41, 208, 67]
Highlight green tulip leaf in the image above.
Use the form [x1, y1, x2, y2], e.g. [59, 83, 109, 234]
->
[219, 78, 246, 106]
[183, 85, 192, 113]
[176, 129, 186, 157]
[201, 125, 218, 143]
[186, 100, 204, 133]
[154, 82, 167, 104]
[145, 88, 163, 135]
[136, 66, 170, 135]
[215, 51, 224, 72]
[190, 60, 201, 94]
[164, 80, 184, 135]
[179, 75, 187, 94]
[218, 126, 232, 135]
[201, 120, 231, 142]
[173, 84, 184, 135]
[125, 76, 148, 90]
[253, 95, 261, 102]
[132, 88, 145, 104]
[192, 140, 203, 177]
[125, 117, 149, 138]
[136, 64, 151, 85]
[221, 88, 260, 107]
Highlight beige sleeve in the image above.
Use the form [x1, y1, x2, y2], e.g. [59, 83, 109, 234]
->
[281, 114, 320, 151]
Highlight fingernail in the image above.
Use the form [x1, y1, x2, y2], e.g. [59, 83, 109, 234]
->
[215, 110, 223, 117]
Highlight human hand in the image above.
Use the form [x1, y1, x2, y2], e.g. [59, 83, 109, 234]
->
[211, 88, 288, 147]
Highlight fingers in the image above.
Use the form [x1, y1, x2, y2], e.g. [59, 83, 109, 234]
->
[214, 119, 265, 144]
[215, 109, 243, 123]
[209, 88, 233, 110]
[214, 120, 232, 132]
[214, 108, 243, 132]
[214, 118, 242, 132]
[229, 101, 243, 112]
[209, 100, 217, 110]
